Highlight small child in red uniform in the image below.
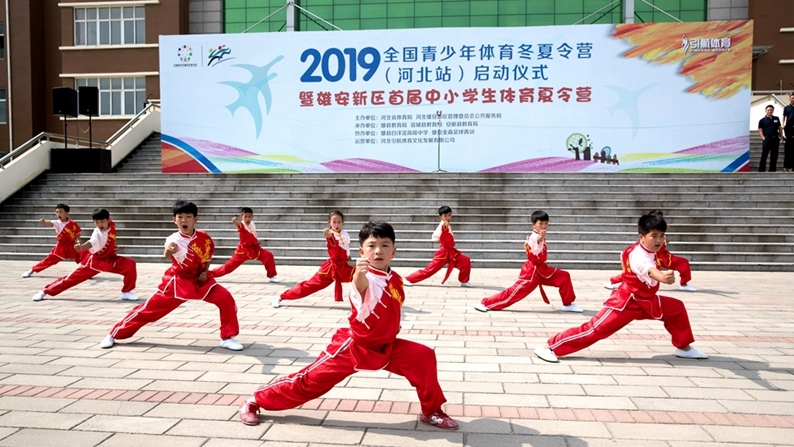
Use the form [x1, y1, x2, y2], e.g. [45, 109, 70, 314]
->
[239, 221, 458, 430]
[23, 203, 82, 278]
[405, 205, 472, 287]
[603, 210, 696, 292]
[474, 210, 581, 313]
[32, 208, 137, 302]
[534, 213, 708, 363]
[99, 201, 243, 351]
[272, 210, 353, 308]
[210, 207, 279, 283]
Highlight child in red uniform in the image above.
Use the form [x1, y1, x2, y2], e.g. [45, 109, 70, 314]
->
[474, 210, 581, 313]
[239, 221, 458, 430]
[405, 205, 472, 287]
[534, 214, 708, 363]
[32, 208, 137, 302]
[603, 210, 696, 292]
[99, 201, 243, 351]
[23, 203, 82, 278]
[272, 210, 353, 308]
[211, 207, 279, 283]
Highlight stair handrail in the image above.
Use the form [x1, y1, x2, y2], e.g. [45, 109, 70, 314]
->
[751, 93, 788, 108]
[0, 100, 161, 170]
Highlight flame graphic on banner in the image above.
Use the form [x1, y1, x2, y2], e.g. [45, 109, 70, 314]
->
[613, 21, 752, 99]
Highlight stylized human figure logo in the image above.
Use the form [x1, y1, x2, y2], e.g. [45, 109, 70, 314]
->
[219, 55, 285, 138]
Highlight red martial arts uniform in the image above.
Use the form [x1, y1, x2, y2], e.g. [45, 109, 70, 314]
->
[480, 230, 576, 310]
[211, 221, 277, 278]
[547, 241, 696, 357]
[608, 241, 692, 287]
[254, 266, 447, 415]
[281, 229, 353, 302]
[31, 219, 82, 273]
[43, 220, 137, 296]
[109, 229, 239, 340]
[406, 222, 471, 284]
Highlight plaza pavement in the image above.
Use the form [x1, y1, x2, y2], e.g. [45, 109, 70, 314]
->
[0, 259, 792, 447]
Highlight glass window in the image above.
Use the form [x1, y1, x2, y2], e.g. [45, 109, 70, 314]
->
[73, 6, 145, 46]
[75, 76, 146, 116]
[0, 89, 6, 124]
[0, 22, 5, 59]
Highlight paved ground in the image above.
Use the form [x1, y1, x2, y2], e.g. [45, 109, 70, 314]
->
[0, 259, 792, 447]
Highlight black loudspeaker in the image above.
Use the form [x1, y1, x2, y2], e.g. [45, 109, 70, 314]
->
[53, 87, 78, 117]
[78, 86, 99, 116]
[50, 149, 111, 173]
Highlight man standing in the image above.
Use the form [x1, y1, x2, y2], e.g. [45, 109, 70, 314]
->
[758, 105, 785, 172]
[782, 95, 794, 172]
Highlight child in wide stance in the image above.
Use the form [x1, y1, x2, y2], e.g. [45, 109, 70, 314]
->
[23, 203, 82, 278]
[534, 213, 708, 363]
[239, 221, 458, 430]
[32, 208, 137, 302]
[474, 210, 581, 313]
[210, 207, 279, 282]
[273, 210, 353, 308]
[99, 201, 243, 351]
[604, 210, 696, 292]
[405, 205, 472, 287]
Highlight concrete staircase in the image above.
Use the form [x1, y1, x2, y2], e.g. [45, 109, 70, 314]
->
[1, 132, 793, 272]
[749, 132, 789, 171]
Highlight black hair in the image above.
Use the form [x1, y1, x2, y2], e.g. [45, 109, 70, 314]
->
[173, 200, 198, 216]
[766, 105, 774, 110]
[437, 205, 452, 215]
[647, 209, 664, 218]
[91, 208, 110, 220]
[530, 210, 549, 223]
[359, 221, 396, 244]
[56, 203, 70, 213]
[638, 214, 667, 235]
[241, 207, 254, 214]
[328, 210, 344, 221]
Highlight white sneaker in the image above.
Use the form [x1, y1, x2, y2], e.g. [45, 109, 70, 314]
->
[403, 280, 412, 287]
[675, 347, 708, 359]
[22, 270, 33, 278]
[473, 303, 489, 312]
[268, 276, 281, 283]
[534, 347, 559, 363]
[32, 291, 45, 302]
[561, 304, 584, 313]
[271, 298, 281, 308]
[120, 292, 139, 301]
[679, 284, 697, 292]
[99, 335, 115, 349]
[220, 337, 244, 351]
[460, 282, 473, 288]
[602, 281, 615, 290]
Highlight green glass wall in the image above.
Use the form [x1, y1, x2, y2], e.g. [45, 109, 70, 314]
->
[225, 0, 707, 34]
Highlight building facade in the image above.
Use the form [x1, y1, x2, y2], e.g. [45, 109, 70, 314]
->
[0, 0, 766, 155]
[749, 0, 794, 91]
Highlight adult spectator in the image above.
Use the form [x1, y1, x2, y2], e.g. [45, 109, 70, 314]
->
[758, 105, 785, 172]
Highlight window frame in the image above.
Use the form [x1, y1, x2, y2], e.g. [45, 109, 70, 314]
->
[75, 76, 147, 117]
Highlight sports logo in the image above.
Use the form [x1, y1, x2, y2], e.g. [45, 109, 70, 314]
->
[208, 45, 233, 67]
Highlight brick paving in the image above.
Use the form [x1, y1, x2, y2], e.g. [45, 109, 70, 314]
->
[0, 260, 792, 446]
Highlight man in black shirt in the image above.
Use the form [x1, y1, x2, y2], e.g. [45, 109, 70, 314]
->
[757, 105, 785, 172]
[783, 95, 794, 172]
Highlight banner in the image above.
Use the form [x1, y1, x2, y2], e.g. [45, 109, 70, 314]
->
[159, 21, 752, 173]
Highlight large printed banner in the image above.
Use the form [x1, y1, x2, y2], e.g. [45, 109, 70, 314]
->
[159, 21, 752, 173]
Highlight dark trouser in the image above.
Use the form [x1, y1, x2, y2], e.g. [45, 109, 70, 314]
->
[785, 128, 794, 170]
[759, 137, 780, 172]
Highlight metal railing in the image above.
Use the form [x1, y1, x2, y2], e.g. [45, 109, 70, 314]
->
[0, 100, 160, 170]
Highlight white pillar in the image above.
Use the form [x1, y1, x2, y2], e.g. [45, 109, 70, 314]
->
[286, 0, 295, 32]
[623, 0, 634, 24]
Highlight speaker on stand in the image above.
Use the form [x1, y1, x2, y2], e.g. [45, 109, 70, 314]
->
[78, 86, 99, 149]
[52, 87, 78, 149]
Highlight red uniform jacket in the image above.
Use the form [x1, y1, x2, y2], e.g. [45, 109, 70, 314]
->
[604, 241, 664, 319]
[520, 230, 557, 303]
[655, 242, 675, 269]
[81, 220, 119, 271]
[328, 266, 405, 371]
[434, 224, 463, 284]
[53, 220, 82, 259]
[319, 230, 353, 282]
[160, 230, 218, 300]
[235, 222, 262, 259]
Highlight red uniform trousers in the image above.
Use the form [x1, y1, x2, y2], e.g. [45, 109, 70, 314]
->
[212, 246, 277, 278]
[481, 265, 575, 310]
[109, 285, 239, 340]
[253, 329, 446, 415]
[281, 259, 353, 302]
[31, 252, 79, 273]
[405, 253, 471, 284]
[548, 296, 695, 357]
[43, 256, 137, 296]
